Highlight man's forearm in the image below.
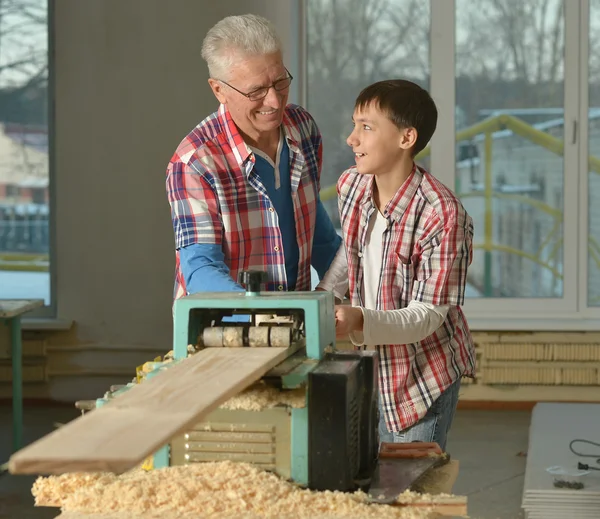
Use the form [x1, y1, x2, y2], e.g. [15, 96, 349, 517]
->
[179, 243, 245, 294]
[311, 199, 343, 279]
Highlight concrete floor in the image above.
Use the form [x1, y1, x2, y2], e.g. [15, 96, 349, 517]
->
[0, 405, 531, 519]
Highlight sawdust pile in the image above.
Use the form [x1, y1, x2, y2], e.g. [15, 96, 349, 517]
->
[32, 461, 444, 519]
[219, 381, 306, 411]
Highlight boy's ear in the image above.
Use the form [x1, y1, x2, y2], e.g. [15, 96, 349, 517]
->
[399, 127, 418, 151]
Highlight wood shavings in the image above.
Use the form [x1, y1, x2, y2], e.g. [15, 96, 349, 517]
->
[219, 381, 306, 411]
[32, 461, 441, 519]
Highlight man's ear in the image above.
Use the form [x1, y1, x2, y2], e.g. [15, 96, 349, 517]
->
[208, 78, 227, 104]
[399, 127, 418, 151]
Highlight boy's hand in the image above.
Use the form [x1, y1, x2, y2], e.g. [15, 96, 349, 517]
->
[334, 305, 364, 338]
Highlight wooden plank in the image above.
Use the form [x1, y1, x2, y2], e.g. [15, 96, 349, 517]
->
[9, 346, 296, 475]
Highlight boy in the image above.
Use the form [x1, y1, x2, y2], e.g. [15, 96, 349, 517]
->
[319, 79, 475, 451]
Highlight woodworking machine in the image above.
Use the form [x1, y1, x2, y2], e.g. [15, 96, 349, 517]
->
[81, 271, 449, 499]
[89, 271, 381, 492]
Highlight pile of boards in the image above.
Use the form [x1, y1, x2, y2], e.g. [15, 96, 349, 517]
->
[522, 403, 600, 518]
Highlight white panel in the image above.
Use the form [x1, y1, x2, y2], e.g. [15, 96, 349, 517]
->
[522, 402, 600, 518]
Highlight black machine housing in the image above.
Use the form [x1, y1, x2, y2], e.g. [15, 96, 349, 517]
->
[308, 349, 380, 492]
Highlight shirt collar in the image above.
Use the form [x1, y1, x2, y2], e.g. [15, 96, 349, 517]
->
[218, 103, 299, 167]
[361, 163, 422, 222]
[218, 103, 252, 167]
[281, 109, 301, 150]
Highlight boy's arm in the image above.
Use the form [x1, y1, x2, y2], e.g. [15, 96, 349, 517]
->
[336, 212, 473, 344]
[336, 301, 449, 345]
[413, 214, 474, 306]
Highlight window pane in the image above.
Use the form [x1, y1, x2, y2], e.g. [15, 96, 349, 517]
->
[306, 0, 430, 226]
[456, 0, 565, 299]
[589, 0, 600, 306]
[0, 0, 49, 305]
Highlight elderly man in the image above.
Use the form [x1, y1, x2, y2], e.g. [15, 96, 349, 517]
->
[166, 14, 344, 299]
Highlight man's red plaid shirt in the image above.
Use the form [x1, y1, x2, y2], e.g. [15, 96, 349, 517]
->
[166, 103, 323, 299]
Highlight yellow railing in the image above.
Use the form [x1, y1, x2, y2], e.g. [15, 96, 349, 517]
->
[321, 113, 600, 296]
[0, 253, 49, 272]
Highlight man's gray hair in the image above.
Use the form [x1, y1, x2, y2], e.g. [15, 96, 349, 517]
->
[201, 14, 282, 80]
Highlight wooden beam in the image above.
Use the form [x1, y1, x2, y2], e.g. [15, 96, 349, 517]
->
[9, 346, 297, 475]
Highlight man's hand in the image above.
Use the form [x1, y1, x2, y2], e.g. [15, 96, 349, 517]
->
[335, 305, 364, 338]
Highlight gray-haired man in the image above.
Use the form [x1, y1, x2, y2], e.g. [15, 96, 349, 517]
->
[166, 14, 344, 302]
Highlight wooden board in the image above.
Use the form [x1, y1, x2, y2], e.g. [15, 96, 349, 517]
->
[9, 346, 296, 475]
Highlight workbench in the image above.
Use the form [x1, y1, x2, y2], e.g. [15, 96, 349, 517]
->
[0, 299, 44, 452]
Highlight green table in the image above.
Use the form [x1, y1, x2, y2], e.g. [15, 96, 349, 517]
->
[0, 299, 44, 452]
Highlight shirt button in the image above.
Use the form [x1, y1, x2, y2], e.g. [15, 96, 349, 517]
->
[268, 207, 274, 212]
[278, 285, 284, 291]
[274, 246, 280, 252]
[357, 251, 363, 257]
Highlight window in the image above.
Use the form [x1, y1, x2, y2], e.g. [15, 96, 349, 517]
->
[306, 0, 431, 225]
[456, 0, 565, 299]
[306, 0, 600, 328]
[0, 0, 50, 308]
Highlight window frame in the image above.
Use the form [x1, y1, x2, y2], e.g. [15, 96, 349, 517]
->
[24, 0, 55, 319]
[450, 0, 581, 329]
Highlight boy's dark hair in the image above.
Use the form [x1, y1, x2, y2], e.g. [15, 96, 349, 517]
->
[355, 79, 438, 156]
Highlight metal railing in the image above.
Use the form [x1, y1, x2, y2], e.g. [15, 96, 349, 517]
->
[0, 216, 49, 271]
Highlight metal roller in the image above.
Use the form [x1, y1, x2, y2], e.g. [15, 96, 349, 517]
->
[249, 326, 270, 347]
[203, 327, 249, 347]
[203, 325, 292, 348]
[203, 327, 224, 347]
[270, 326, 292, 348]
[222, 327, 245, 347]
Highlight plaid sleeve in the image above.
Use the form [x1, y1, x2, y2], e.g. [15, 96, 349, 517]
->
[412, 215, 474, 306]
[285, 105, 323, 187]
[166, 159, 222, 250]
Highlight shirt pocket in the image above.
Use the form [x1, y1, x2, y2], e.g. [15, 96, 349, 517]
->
[394, 254, 415, 304]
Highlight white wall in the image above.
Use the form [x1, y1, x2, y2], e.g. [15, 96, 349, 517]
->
[54, 0, 300, 349]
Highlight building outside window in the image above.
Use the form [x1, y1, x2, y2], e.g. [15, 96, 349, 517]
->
[0, 0, 50, 308]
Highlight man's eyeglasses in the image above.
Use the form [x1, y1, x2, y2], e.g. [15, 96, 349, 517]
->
[219, 69, 293, 102]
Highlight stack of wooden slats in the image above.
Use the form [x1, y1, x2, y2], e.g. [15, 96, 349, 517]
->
[522, 403, 600, 518]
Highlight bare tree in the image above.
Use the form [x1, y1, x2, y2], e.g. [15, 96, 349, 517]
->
[457, 0, 563, 83]
[456, 0, 564, 117]
[0, 0, 47, 91]
[306, 0, 429, 215]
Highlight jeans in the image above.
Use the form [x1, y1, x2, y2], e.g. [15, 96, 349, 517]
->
[378, 379, 461, 451]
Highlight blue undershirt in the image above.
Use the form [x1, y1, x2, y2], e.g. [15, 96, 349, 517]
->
[253, 139, 299, 288]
